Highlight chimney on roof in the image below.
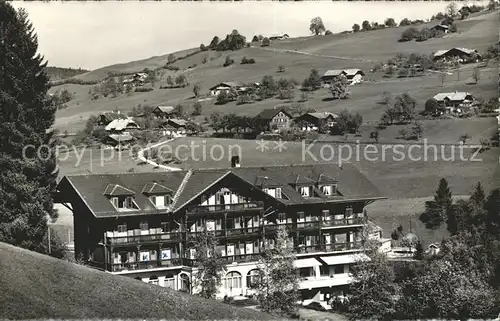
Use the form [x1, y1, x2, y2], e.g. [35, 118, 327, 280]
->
[231, 155, 240, 168]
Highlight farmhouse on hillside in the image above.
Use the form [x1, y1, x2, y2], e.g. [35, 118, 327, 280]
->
[123, 72, 149, 87]
[432, 91, 477, 113]
[430, 24, 450, 34]
[295, 112, 339, 131]
[255, 107, 293, 131]
[105, 118, 141, 134]
[269, 33, 289, 41]
[209, 81, 245, 96]
[97, 111, 127, 126]
[160, 118, 188, 135]
[152, 106, 176, 119]
[54, 162, 390, 304]
[432, 48, 482, 63]
[103, 133, 136, 147]
[321, 69, 365, 85]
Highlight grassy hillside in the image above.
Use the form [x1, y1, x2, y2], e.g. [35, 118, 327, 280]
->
[0, 242, 282, 320]
[46, 66, 89, 80]
[51, 10, 498, 134]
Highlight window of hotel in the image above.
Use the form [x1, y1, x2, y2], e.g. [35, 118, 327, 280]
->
[278, 213, 286, 224]
[161, 222, 170, 233]
[150, 195, 172, 209]
[320, 265, 330, 277]
[275, 188, 282, 199]
[334, 265, 345, 274]
[223, 271, 242, 291]
[140, 221, 149, 231]
[322, 210, 330, 221]
[247, 269, 261, 289]
[111, 196, 138, 210]
[117, 223, 127, 233]
[345, 207, 353, 216]
[297, 212, 305, 221]
[321, 185, 332, 196]
[300, 186, 310, 197]
[180, 274, 190, 292]
[148, 275, 159, 285]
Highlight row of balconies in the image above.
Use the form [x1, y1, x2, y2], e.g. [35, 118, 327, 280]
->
[105, 218, 365, 246]
[109, 241, 363, 273]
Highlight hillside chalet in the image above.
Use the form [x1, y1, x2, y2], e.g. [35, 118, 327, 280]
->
[430, 24, 450, 33]
[105, 118, 140, 134]
[269, 33, 289, 41]
[103, 134, 136, 147]
[432, 91, 477, 113]
[54, 163, 388, 303]
[432, 48, 481, 63]
[209, 82, 245, 96]
[321, 69, 365, 85]
[123, 73, 149, 87]
[153, 106, 176, 119]
[295, 112, 339, 131]
[160, 118, 188, 135]
[97, 112, 128, 126]
[255, 107, 293, 131]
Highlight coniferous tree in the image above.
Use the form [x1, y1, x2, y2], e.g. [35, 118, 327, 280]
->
[0, 3, 60, 254]
[471, 182, 486, 207]
[420, 178, 453, 230]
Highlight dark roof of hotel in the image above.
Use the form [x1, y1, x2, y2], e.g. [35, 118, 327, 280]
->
[58, 163, 384, 218]
[256, 108, 292, 120]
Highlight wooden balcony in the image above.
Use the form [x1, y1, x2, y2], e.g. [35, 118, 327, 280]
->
[320, 217, 365, 229]
[111, 258, 183, 272]
[186, 202, 264, 215]
[184, 253, 262, 267]
[188, 227, 260, 239]
[106, 232, 183, 246]
[296, 242, 362, 254]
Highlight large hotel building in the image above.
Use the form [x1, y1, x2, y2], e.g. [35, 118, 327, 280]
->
[55, 163, 389, 302]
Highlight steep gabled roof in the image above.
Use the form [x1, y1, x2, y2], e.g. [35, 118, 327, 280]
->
[256, 108, 292, 120]
[317, 173, 338, 183]
[306, 112, 339, 120]
[103, 184, 135, 196]
[58, 163, 384, 217]
[433, 92, 473, 101]
[105, 118, 140, 131]
[155, 106, 175, 114]
[344, 69, 364, 76]
[322, 70, 343, 77]
[294, 175, 316, 185]
[141, 182, 173, 195]
[100, 112, 127, 122]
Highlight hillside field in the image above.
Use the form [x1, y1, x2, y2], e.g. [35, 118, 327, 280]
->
[0, 242, 283, 320]
[51, 10, 498, 140]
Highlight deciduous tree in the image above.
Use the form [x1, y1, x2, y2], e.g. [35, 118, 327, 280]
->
[309, 17, 326, 35]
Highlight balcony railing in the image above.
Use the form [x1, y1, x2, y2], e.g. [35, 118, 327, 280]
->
[184, 253, 262, 266]
[111, 258, 182, 272]
[296, 242, 362, 254]
[321, 217, 365, 228]
[186, 202, 264, 214]
[296, 221, 320, 229]
[106, 232, 183, 245]
[188, 227, 260, 238]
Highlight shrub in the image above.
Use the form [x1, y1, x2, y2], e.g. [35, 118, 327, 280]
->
[164, 65, 180, 71]
[449, 23, 457, 33]
[352, 23, 360, 32]
[385, 17, 397, 27]
[223, 56, 234, 67]
[400, 27, 420, 42]
[325, 30, 333, 35]
[261, 37, 270, 47]
[134, 87, 153, 92]
[417, 28, 431, 42]
[200, 44, 207, 51]
[241, 57, 256, 64]
[277, 65, 286, 73]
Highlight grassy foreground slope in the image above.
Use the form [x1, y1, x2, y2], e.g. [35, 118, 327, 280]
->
[0, 242, 280, 320]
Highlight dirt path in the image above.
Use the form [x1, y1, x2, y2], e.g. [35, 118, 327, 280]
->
[250, 46, 378, 63]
